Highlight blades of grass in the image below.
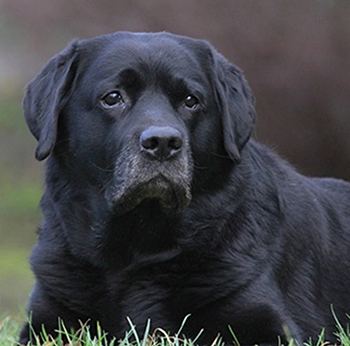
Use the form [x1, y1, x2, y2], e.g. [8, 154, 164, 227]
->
[282, 324, 300, 346]
[228, 325, 241, 346]
[54, 320, 63, 346]
[119, 327, 136, 346]
[85, 322, 112, 346]
[152, 327, 174, 346]
[27, 312, 38, 346]
[173, 314, 205, 346]
[315, 328, 325, 346]
[108, 335, 117, 346]
[140, 319, 151, 346]
[95, 321, 110, 346]
[96, 321, 103, 342]
[56, 318, 73, 345]
[209, 334, 222, 346]
[332, 305, 347, 345]
[79, 323, 93, 345]
[0, 316, 22, 346]
[40, 323, 52, 344]
[159, 335, 168, 346]
[190, 328, 204, 345]
[176, 314, 191, 337]
[126, 317, 141, 346]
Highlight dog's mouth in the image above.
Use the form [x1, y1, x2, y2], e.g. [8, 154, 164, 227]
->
[105, 139, 193, 216]
[108, 175, 192, 215]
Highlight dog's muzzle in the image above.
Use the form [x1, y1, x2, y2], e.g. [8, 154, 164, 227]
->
[105, 126, 193, 215]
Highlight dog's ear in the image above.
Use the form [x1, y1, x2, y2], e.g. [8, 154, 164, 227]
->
[214, 53, 256, 163]
[23, 41, 78, 161]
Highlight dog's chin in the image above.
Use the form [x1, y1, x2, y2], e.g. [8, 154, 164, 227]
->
[109, 176, 192, 216]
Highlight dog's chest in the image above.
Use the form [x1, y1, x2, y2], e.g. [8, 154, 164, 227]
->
[103, 261, 235, 332]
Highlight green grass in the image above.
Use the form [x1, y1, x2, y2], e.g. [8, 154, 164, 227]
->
[0, 316, 22, 346]
[0, 316, 219, 346]
[1, 314, 350, 346]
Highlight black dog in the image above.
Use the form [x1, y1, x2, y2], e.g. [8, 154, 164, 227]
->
[20, 32, 350, 345]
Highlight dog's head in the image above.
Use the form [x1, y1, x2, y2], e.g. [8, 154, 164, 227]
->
[24, 32, 256, 215]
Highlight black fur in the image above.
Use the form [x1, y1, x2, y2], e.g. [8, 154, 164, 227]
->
[20, 32, 350, 345]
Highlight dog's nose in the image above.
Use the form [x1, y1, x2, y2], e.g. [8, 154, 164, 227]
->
[140, 126, 183, 161]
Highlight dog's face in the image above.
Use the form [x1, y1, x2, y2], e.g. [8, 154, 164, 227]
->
[24, 32, 256, 215]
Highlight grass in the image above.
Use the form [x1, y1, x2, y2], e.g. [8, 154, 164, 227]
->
[0, 315, 219, 346]
[0, 316, 22, 346]
[1, 314, 350, 346]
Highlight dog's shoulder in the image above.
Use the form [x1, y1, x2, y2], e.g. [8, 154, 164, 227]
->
[244, 140, 350, 223]
[311, 176, 350, 195]
[308, 176, 350, 216]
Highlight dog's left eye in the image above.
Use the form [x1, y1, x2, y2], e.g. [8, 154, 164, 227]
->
[183, 95, 199, 110]
[101, 91, 124, 108]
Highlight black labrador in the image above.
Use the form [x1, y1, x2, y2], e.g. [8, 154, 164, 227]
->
[20, 32, 350, 345]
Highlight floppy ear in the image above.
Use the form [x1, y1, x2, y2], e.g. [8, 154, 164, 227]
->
[214, 53, 256, 163]
[23, 41, 78, 161]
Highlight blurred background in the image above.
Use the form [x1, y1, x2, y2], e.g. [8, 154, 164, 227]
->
[1, 0, 350, 319]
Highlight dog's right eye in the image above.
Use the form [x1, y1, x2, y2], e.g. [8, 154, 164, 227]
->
[183, 95, 200, 110]
[101, 91, 124, 108]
